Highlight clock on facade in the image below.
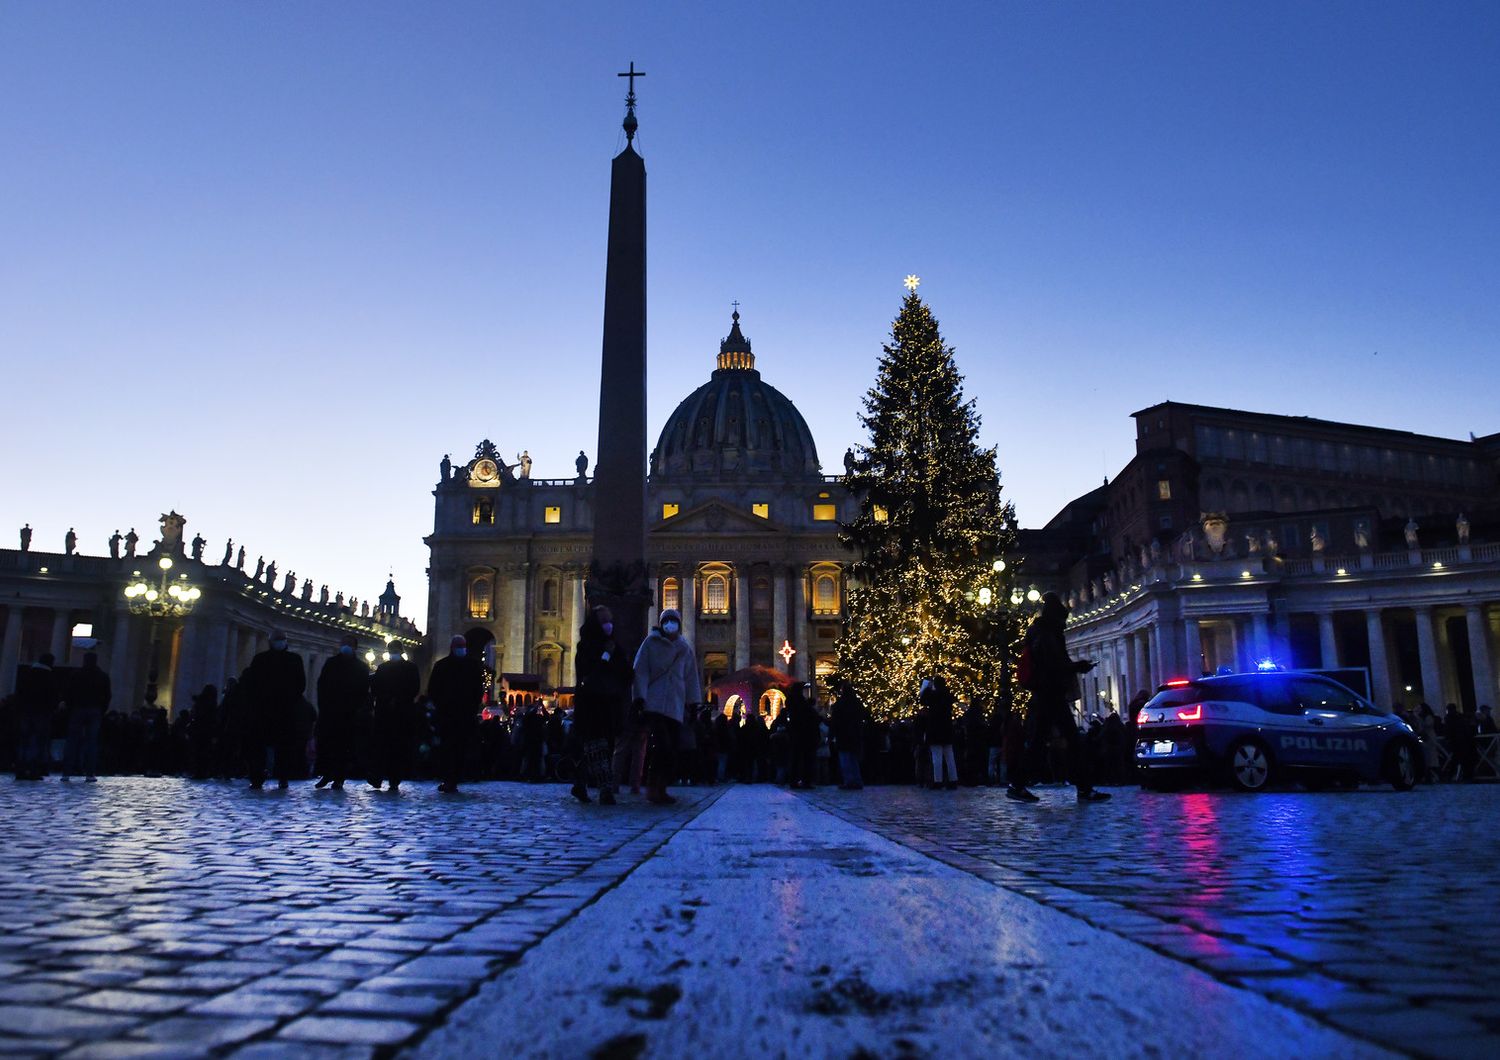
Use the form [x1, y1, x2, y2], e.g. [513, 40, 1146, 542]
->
[473, 458, 499, 483]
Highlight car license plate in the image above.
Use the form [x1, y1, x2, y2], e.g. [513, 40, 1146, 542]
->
[1152, 741, 1175, 755]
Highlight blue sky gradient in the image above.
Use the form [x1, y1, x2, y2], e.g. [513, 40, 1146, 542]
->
[3, 1, 1497, 620]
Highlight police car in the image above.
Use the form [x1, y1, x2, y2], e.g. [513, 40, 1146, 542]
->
[1135, 669, 1423, 792]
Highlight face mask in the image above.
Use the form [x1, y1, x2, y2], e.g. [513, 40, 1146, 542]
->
[339, 645, 353, 656]
[662, 621, 680, 635]
[601, 622, 614, 636]
[453, 647, 467, 658]
[271, 640, 287, 651]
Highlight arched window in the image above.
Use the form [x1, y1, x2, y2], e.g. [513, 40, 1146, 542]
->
[473, 500, 494, 526]
[814, 574, 838, 615]
[468, 576, 493, 620]
[809, 564, 842, 617]
[703, 573, 729, 614]
[661, 577, 681, 614]
[540, 577, 559, 614]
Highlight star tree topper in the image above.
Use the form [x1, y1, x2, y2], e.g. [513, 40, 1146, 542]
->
[903, 274, 921, 292]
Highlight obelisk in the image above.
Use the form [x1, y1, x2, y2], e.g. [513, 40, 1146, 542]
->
[589, 64, 651, 650]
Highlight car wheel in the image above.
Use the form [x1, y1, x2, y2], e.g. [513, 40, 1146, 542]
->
[1385, 738, 1420, 791]
[1226, 739, 1273, 792]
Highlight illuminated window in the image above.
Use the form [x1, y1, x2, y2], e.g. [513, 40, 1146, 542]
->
[468, 576, 493, 620]
[1157, 480, 1172, 501]
[812, 503, 837, 521]
[813, 573, 839, 615]
[873, 505, 889, 523]
[704, 573, 729, 614]
[473, 500, 494, 525]
[543, 506, 561, 524]
[661, 577, 681, 613]
[752, 503, 769, 519]
[662, 503, 680, 519]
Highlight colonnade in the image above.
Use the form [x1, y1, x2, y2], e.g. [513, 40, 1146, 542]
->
[1070, 601, 1498, 715]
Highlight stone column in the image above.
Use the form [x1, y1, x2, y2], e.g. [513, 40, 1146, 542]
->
[1414, 607, 1443, 705]
[570, 569, 587, 684]
[734, 569, 751, 669]
[221, 622, 240, 684]
[1152, 620, 1178, 685]
[1251, 612, 1272, 664]
[1365, 609, 1393, 708]
[794, 568, 811, 680]
[434, 571, 458, 650]
[1, 606, 24, 695]
[49, 610, 71, 667]
[108, 605, 134, 698]
[1183, 618, 1203, 678]
[504, 566, 528, 673]
[1131, 633, 1148, 700]
[681, 566, 697, 649]
[1318, 612, 1339, 669]
[571, 570, 586, 632]
[772, 568, 789, 672]
[1466, 604, 1496, 709]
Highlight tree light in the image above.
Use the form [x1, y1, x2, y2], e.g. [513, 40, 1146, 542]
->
[992, 559, 1005, 573]
[977, 587, 992, 606]
[1026, 588, 1041, 602]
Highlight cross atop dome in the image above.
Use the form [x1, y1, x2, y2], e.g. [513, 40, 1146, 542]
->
[716, 306, 756, 372]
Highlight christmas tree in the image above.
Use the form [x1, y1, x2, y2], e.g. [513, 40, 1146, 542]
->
[837, 280, 1021, 720]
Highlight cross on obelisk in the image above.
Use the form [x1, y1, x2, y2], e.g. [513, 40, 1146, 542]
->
[618, 62, 646, 141]
[618, 61, 646, 100]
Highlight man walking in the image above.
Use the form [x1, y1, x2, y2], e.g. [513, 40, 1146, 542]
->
[243, 631, 305, 789]
[630, 608, 700, 805]
[1009, 593, 1107, 804]
[314, 633, 368, 790]
[427, 635, 483, 793]
[369, 642, 420, 791]
[62, 652, 110, 782]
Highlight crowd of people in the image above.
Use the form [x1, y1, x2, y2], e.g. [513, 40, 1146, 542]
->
[6, 592, 1487, 795]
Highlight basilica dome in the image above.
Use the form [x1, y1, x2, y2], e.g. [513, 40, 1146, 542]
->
[650, 312, 822, 482]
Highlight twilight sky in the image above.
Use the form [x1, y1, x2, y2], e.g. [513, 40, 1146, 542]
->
[3, 1, 1497, 623]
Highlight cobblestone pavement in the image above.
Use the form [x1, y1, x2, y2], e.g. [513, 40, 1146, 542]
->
[806, 782, 1500, 1059]
[0, 777, 719, 1058]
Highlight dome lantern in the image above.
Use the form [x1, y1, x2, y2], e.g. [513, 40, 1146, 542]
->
[716, 307, 756, 372]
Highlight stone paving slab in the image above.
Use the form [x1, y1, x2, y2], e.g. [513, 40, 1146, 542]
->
[415, 785, 1385, 1059]
[0, 777, 720, 1057]
[806, 783, 1500, 1059]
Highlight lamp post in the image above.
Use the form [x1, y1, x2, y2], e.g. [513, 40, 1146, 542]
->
[123, 556, 201, 708]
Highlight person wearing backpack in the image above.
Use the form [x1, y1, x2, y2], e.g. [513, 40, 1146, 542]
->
[1009, 592, 1107, 804]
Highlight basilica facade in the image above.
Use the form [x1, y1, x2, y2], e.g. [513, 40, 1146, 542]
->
[424, 313, 851, 696]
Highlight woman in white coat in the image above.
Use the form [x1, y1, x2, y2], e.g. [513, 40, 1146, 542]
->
[631, 608, 701, 805]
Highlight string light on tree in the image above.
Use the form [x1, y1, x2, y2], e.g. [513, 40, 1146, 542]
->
[837, 279, 1022, 720]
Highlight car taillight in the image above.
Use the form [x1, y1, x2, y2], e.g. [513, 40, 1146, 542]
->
[1176, 704, 1202, 722]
